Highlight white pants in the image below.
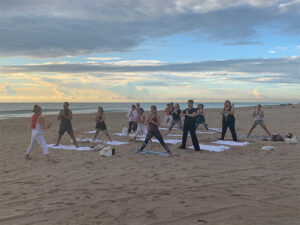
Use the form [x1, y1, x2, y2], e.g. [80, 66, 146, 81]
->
[134, 124, 148, 138]
[26, 130, 49, 155]
[164, 115, 172, 126]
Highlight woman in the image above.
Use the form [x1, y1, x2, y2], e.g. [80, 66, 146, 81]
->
[94, 106, 112, 142]
[180, 100, 200, 151]
[133, 108, 147, 140]
[127, 105, 138, 134]
[195, 104, 209, 130]
[55, 102, 78, 148]
[26, 105, 53, 161]
[166, 103, 183, 136]
[138, 105, 173, 155]
[247, 104, 272, 137]
[220, 100, 237, 141]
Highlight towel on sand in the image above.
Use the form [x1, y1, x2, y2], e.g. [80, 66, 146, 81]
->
[208, 128, 222, 133]
[76, 138, 128, 145]
[239, 134, 269, 139]
[133, 149, 178, 157]
[188, 144, 229, 152]
[212, 140, 249, 146]
[85, 130, 96, 134]
[196, 131, 216, 134]
[48, 144, 91, 151]
[136, 138, 181, 144]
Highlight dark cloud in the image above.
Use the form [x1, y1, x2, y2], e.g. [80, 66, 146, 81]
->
[1, 57, 300, 84]
[0, 0, 300, 57]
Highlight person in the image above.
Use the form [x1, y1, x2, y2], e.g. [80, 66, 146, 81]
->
[55, 102, 78, 147]
[136, 103, 141, 112]
[138, 105, 173, 155]
[166, 103, 183, 136]
[133, 108, 147, 140]
[127, 105, 138, 134]
[26, 105, 53, 161]
[93, 106, 112, 142]
[247, 104, 272, 137]
[220, 100, 237, 141]
[180, 100, 200, 151]
[164, 103, 172, 126]
[195, 104, 209, 130]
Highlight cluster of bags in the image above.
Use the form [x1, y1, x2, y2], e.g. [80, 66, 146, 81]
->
[91, 144, 115, 157]
[284, 133, 298, 144]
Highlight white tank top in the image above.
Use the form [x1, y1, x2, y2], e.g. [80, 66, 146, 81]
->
[35, 121, 44, 133]
[254, 111, 263, 121]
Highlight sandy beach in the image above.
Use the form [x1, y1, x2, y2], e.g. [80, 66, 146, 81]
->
[0, 104, 299, 225]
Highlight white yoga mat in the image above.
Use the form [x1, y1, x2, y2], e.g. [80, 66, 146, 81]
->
[85, 130, 96, 134]
[48, 144, 91, 151]
[188, 144, 230, 152]
[159, 127, 177, 130]
[196, 131, 216, 134]
[212, 140, 249, 146]
[208, 128, 222, 133]
[113, 132, 128, 136]
[167, 134, 182, 137]
[76, 138, 128, 146]
[136, 138, 181, 144]
[239, 134, 269, 139]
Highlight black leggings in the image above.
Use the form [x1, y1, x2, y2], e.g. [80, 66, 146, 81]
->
[181, 124, 200, 151]
[128, 121, 137, 133]
[221, 115, 237, 141]
[140, 129, 170, 153]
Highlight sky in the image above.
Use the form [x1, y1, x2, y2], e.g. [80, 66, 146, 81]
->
[0, 0, 300, 102]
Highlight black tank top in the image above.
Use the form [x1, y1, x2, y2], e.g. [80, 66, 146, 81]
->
[96, 114, 107, 130]
[149, 114, 159, 132]
[61, 109, 71, 127]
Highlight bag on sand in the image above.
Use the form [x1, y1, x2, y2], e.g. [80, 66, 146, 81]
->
[91, 144, 105, 151]
[99, 146, 115, 157]
[122, 127, 128, 134]
[271, 133, 284, 141]
[284, 133, 298, 144]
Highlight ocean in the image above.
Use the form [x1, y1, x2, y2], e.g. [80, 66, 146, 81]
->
[0, 102, 295, 120]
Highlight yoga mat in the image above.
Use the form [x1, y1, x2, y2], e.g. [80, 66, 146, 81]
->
[159, 127, 178, 130]
[113, 132, 128, 136]
[48, 144, 91, 151]
[85, 130, 96, 134]
[133, 149, 178, 157]
[76, 138, 128, 145]
[167, 134, 182, 137]
[196, 131, 216, 134]
[208, 128, 222, 133]
[239, 134, 269, 139]
[188, 144, 229, 152]
[136, 138, 181, 144]
[212, 140, 249, 146]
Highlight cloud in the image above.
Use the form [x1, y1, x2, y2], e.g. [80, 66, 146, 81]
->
[1, 0, 300, 57]
[252, 89, 260, 98]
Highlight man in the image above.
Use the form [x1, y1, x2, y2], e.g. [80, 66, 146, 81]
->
[127, 105, 138, 133]
[55, 102, 78, 148]
[180, 99, 200, 151]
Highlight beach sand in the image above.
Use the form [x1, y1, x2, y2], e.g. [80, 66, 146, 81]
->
[0, 104, 299, 225]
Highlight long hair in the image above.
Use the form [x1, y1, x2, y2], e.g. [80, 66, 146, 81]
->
[224, 100, 232, 110]
[151, 105, 157, 114]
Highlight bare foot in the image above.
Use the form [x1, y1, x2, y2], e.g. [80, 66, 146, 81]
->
[54, 144, 59, 146]
[25, 154, 32, 160]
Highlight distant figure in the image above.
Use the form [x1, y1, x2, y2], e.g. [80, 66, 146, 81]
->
[166, 103, 183, 136]
[180, 100, 200, 151]
[133, 108, 147, 140]
[164, 103, 172, 126]
[220, 100, 237, 141]
[138, 105, 173, 155]
[195, 104, 209, 130]
[94, 106, 112, 142]
[26, 105, 53, 161]
[55, 102, 78, 147]
[247, 104, 272, 137]
[136, 102, 141, 112]
[127, 105, 138, 134]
